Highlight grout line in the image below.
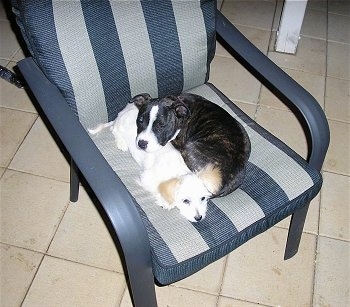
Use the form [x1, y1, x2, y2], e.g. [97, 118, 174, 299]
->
[317, 233, 350, 244]
[219, 294, 272, 307]
[311, 2, 330, 304]
[326, 116, 350, 125]
[19, 251, 46, 306]
[117, 285, 128, 307]
[43, 252, 125, 275]
[6, 167, 71, 184]
[0, 241, 46, 256]
[322, 170, 350, 179]
[217, 255, 229, 299]
[229, 21, 275, 34]
[0, 112, 38, 170]
[327, 39, 350, 46]
[325, 74, 350, 82]
[0, 104, 38, 115]
[9, 47, 22, 62]
[328, 11, 350, 18]
[170, 283, 220, 299]
[44, 201, 72, 255]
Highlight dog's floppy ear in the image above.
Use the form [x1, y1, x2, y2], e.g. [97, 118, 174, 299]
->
[173, 96, 191, 118]
[158, 177, 181, 206]
[197, 164, 222, 195]
[174, 103, 190, 118]
[130, 93, 152, 109]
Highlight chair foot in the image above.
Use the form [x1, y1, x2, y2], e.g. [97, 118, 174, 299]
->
[284, 203, 310, 260]
[70, 159, 79, 202]
[128, 280, 158, 307]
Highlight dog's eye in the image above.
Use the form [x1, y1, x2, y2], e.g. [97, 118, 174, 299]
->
[154, 121, 165, 129]
[183, 199, 190, 205]
[137, 116, 143, 124]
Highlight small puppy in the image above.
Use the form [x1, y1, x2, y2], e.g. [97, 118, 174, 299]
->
[88, 101, 213, 222]
[132, 93, 251, 197]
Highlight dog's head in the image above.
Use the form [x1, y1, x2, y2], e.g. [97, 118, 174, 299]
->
[158, 174, 211, 222]
[130, 93, 190, 152]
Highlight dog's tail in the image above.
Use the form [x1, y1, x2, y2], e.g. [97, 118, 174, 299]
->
[197, 164, 222, 196]
[87, 121, 114, 135]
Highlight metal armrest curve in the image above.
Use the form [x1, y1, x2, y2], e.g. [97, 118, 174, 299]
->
[17, 57, 154, 298]
[216, 11, 330, 171]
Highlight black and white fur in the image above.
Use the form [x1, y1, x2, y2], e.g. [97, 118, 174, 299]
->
[133, 93, 251, 197]
[88, 102, 214, 222]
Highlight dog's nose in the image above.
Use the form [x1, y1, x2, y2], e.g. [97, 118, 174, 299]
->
[138, 139, 148, 150]
[194, 215, 202, 222]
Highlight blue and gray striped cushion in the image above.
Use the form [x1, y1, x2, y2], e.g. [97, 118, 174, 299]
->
[12, 0, 216, 128]
[90, 83, 322, 285]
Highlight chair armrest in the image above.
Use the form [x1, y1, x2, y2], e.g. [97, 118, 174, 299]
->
[17, 57, 153, 289]
[216, 11, 330, 171]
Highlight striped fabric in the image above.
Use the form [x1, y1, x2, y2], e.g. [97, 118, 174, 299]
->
[12, 0, 216, 128]
[90, 83, 322, 285]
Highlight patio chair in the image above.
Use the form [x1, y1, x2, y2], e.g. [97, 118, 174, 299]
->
[11, 1, 329, 306]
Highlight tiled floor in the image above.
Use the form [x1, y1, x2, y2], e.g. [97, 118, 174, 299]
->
[1, 1, 349, 306]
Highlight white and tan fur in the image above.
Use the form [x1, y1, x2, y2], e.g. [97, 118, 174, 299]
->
[88, 102, 218, 222]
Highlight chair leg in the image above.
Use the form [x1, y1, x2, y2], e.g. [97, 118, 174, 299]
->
[70, 158, 79, 202]
[127, 268, 158, 307]
[284, 203, 310, 260]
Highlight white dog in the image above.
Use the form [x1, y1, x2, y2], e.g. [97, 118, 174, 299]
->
[88, 103, 216, 222]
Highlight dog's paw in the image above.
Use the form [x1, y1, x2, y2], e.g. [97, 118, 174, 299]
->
[156, 196, 175, 210]
[115, 134, 128, 151]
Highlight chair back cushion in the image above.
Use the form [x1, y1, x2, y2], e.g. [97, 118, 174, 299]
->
[12, 0, 216, 128]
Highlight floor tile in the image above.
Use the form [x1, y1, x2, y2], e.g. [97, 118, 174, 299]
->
[271, 0, 283, 32]
[209, 56, 261, 104]
[0, 77, 37, 113]
[319, 172, 350, 241]
[0, 167, 5, 177]
[234, 101, 257, 120]
[120, 285, 218, 307]
[325, 77, 350, 123]
[22, 256, 126, 307]
[48, 187, 124, 273]
[0, 244, 43, 307]
[259, 68, 325, 111]
[11, 48, 27, 62]
[0, 59, 9, 67]
[269, 36, 327, 75]
[216, 25, 271, 58]
[328, 0, 350, 16]
[0, 19, 20, 59]
[301, 8, 327, 40]
[328, 13, 350, 44]
[306, 0, 328, 13]
[174, 256, 226, 295]
[0, 0, 8, 20]
[327, 41, 350, 80]
[0, 107, 36, 167]
[313, 236, 350, 306]
[0, 170, 69, 252]
[221, 228, 316, 306]
[221, 1, 276, 30]
[9, 117, 70, 182]
[255, 106, 308, 159]
[323, 120, 350, 176]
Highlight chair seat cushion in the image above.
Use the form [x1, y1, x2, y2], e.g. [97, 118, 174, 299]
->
[90, 83, 322, 285]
